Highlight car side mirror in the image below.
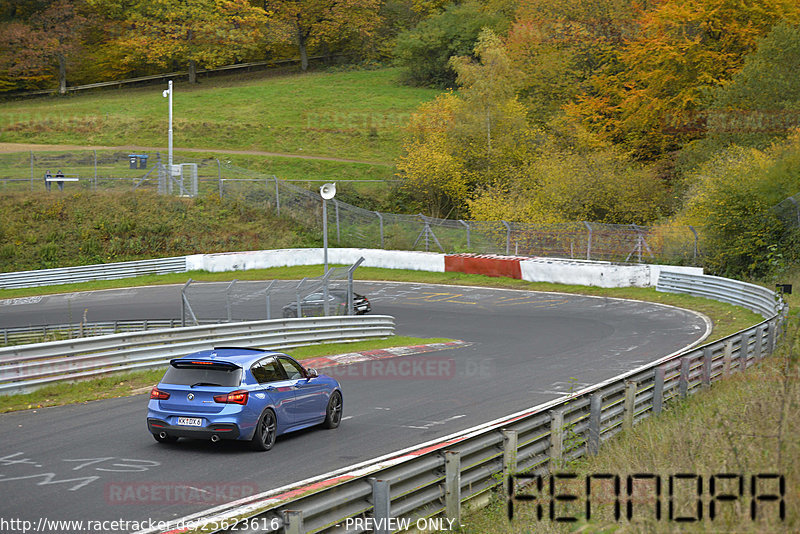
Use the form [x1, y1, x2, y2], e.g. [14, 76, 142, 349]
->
[306, 368, 318, 378]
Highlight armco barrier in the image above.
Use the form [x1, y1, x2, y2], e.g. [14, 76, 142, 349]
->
[138, 271, 785, 534]
[0, 315, 395, 395]
[657, 271, 781, 319]
[0, 256, 187, 289]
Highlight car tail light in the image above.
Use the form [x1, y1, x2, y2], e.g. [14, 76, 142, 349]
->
[214, 390, 249, 405]
[150, 387, 170, 400]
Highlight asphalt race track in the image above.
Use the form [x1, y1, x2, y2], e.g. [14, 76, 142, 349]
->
[0, 281, 710, 531]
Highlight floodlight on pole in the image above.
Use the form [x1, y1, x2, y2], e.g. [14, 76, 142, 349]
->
[162, 80, 173, 173]
[320, 183, 336, 274]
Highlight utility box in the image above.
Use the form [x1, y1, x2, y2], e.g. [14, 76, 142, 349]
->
[128, 154, 149, 169]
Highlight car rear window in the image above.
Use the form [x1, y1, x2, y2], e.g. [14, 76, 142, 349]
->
[161, 364, 242, 387]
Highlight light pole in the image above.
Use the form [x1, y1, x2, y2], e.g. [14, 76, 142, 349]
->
[162, 80, 173, 174]
[320, 183, 336, 274]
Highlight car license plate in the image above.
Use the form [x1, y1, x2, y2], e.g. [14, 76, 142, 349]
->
[177, 417, 202, 427]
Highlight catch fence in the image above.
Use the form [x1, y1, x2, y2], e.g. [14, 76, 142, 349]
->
[0, 150, 702, 264]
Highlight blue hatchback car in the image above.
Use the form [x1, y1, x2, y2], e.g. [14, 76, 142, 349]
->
[146, 347, 343, 451]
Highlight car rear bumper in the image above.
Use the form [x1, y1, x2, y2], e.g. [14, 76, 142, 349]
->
[147, 418, 242, 440]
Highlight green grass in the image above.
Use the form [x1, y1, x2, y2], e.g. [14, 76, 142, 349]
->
[456, 271, 800, 534]
[0, 335, 453, 414]
[0, 68, 441, 163]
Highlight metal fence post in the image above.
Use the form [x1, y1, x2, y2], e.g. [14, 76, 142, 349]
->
[502, 221, 511, 255]
[550, 409, 564, 467]
[624, 381, 637, 428]
[30, 151, 34, 192]
[274, 175, 280, 215]
[265, 280, 275, 320]
[216, 158, 222, 197]
[653, 367, 665, 415]
[679, 357, 690, 397]
[444, 451, 461, 526]
[370, 478, 391, 534]
[225, 279, 237, 322]
[334, 199, 340, 244]
[458, 220, 470, 249]
[588, 393, 602, 455]
[702, 347, 712, 387]
[688, 225, 699, 262]
[374, 211, 384, 249]
[93, 150, 98, 191]
[583, 221, 592, 260]
[282, 510, 303, 534]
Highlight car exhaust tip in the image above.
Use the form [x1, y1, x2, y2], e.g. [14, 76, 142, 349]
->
[211, 434, 220, 443]
[159, 432, 168, 439]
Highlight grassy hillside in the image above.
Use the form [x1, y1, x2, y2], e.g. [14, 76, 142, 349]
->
[0, 68, 440, 164]
[0, 191, 311, 271]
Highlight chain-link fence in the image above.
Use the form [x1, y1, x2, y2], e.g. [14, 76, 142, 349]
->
[217, 162, 701, 264]
[774, 193, 800, 229]
[180, 258, 366, 324]
[0, 149, 702, 264]
[0, 150, 222, 195]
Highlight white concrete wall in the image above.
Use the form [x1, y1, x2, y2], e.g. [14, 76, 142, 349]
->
[186, 248, 445, 273]
[186, 249, 699, 288]
[519, 257, 703, 288]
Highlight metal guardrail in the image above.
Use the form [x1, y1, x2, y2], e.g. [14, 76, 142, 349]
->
[151, 272, 784, 534]
[0, 256, 187, 289]
[0, 319, 223, 347]
[0, 315, 395, 395]
[656, 271, 781, 319]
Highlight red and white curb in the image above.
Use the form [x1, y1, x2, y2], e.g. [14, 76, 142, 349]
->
[300, 340, 471, 370]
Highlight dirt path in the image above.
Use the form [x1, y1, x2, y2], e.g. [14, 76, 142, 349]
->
[0, 142, 394, 166]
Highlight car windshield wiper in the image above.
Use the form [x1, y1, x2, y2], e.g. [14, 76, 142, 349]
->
[190, 382, 221, 388]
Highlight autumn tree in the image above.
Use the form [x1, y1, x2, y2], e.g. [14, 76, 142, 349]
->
[566, 0, 800, 160]
[262, 0, 381, 71]
[0, 0, 87, 93]
[94, 0, 265, 84]
[397, 30, 540, 217]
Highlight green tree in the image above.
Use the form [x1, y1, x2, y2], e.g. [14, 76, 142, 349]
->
[678, 136, 800, 276]
[397, 29, 541, 217]
[705, 22, 800, 149]
[393, 1, 509, 88]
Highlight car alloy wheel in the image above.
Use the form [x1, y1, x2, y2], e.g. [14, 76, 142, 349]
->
[323, 391, 343, 429]
[252, 409, 277, 451]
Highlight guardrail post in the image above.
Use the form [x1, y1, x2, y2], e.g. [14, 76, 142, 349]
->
[282, 510, 303, 534]
[740, 333, 749, 371]
[370, 478, 391, 534]
[722, 339, 733, 376]
[502, 429, 518, 494]
[588, 393, 602, 455]
[653, 367, 665, 415]
[767, 322, 776, 355]
[549, 410, 564, 467]
[444, 450, 461, 526]
[679, 357, 690, 397]
[755, 326, 766, 360]
[624, 381, 637, 428]
[702, 347, 712, 387]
